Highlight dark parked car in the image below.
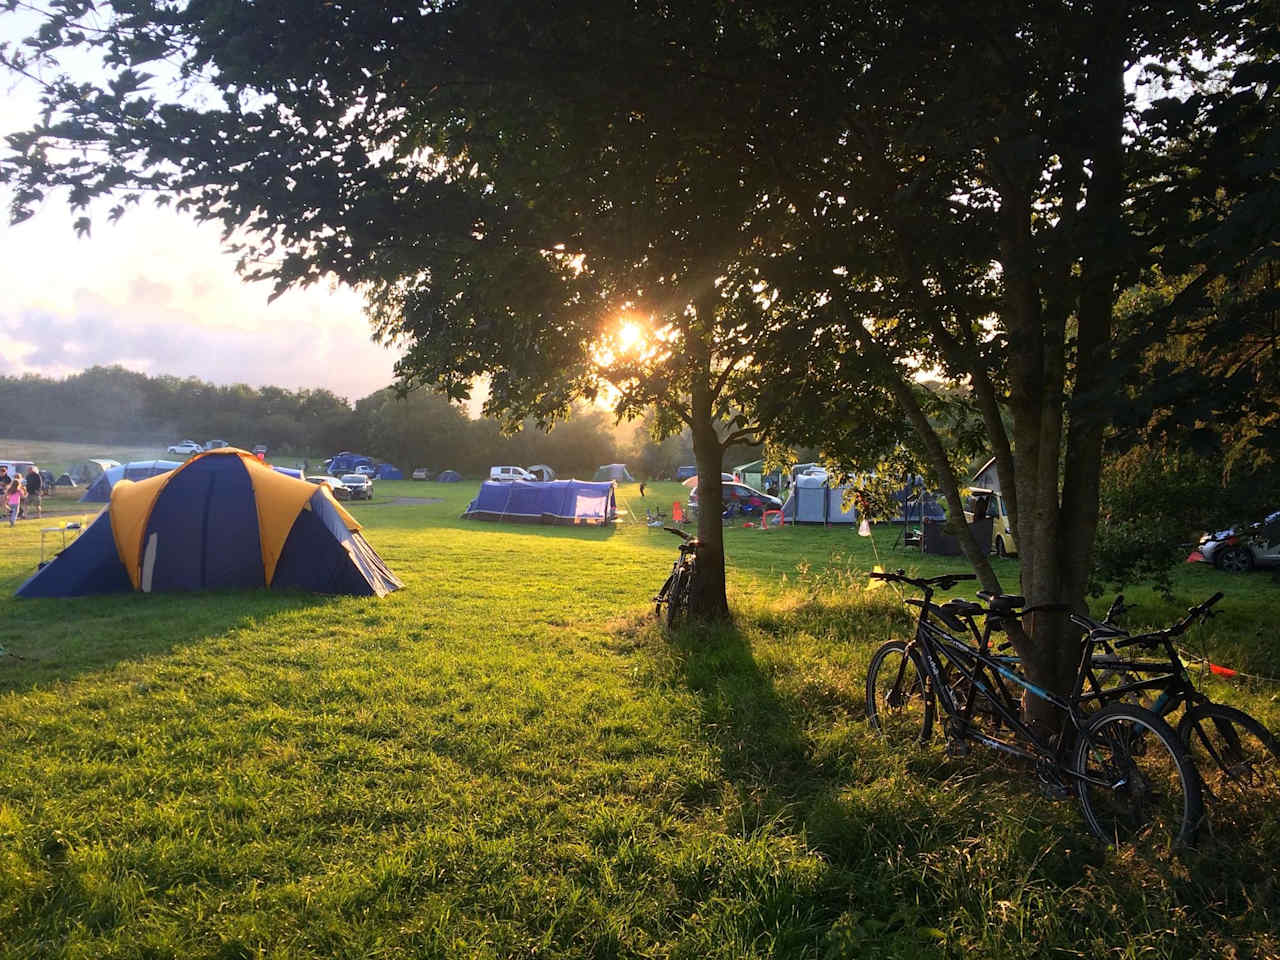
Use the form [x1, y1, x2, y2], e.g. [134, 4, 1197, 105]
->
[688, 481, 782, 516]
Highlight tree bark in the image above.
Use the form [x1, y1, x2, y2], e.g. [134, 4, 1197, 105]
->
[687, 329, 731, 622]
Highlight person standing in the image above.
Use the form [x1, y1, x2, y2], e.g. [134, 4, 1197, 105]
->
[6, 477, 23, 526]
[25, 465, 42, 518]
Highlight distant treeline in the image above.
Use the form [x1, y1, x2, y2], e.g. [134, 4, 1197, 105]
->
[0, 365, 730, 478]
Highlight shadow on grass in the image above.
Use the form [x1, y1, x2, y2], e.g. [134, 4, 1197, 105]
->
[659, 602, 1280, 955]
[665, 618, 817, 809]
[0, 588, 334, 695]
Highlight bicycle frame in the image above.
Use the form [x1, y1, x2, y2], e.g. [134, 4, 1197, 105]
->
[1076, 632, 1206, 720]
[896, 590, 1123, 787]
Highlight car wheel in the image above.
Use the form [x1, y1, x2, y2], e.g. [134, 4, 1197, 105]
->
[1216, 545, 1254, 573]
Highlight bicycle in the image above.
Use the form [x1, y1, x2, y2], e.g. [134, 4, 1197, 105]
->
[865, 569, 1203, 848]
[1069, 593, 1280, 828]
[653, 527, 699, 627]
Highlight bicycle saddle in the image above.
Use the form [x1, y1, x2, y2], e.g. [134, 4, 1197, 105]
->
[941, 599, 984, 617]
[977, 590, 1025, 614]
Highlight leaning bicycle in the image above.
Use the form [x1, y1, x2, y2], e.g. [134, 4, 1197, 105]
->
[654, 527, 699, 627]
[865, 570, 1203, 849]
[1070, 593, 1280, 830]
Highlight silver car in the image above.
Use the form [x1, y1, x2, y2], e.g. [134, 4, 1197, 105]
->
[1198, 510, 1280, 572]
[340, 473, 374, 500]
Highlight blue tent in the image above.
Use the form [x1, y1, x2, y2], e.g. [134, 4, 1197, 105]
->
[327, 452, 373, 475]
[463, 479, 616, 525]
[437, 470, 462, 483]
[80, 460, 183, 502]
[272, 466, 303, 479]
[375, 464, 404, 480]
[19, 450, 401, 598]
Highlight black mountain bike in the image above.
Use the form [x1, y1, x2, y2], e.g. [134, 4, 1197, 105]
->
[1070, 594, 1280, 828]
[866, 570, 1203, 848]
[654, 527, 698, 627]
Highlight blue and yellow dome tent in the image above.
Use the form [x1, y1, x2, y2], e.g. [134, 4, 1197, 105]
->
[17, 450, 401, 598]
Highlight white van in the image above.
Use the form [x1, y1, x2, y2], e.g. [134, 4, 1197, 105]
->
[489, 465, 534, 482]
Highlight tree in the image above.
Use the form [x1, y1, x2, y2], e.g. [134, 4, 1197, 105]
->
[0, 0, 842, 621]
[4, 0, 1272, 667]
[744, 1, 1275, 726]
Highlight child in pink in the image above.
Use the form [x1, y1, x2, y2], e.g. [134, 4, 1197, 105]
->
[6, 478, 22, 526]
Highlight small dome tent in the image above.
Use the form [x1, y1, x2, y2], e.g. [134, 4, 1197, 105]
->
[18, 449, 401, 598]
[593, 463, 634, 483]
[526, 464, 556, 482]
[375, 464, 404, 480]
[781, 476, 860, 525]
[69, 458, 119, 485]
[436, 470, 462, 482]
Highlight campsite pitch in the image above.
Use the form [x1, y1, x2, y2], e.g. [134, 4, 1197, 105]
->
[0, 480, 1277, 958]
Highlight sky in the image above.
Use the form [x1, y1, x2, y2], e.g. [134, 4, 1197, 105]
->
[0, 26, 401, 405]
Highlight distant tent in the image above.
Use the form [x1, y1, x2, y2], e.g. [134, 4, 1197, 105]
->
[894, 482, 946, 523]
[375, 464, 404, 480]
[781, 476, 860, 525]
[436, 470, 462, 483]
[69, 458, 120, 485]
[675, 465, 698, 481]
[593, 463, 634, 483]
[734, 459, 765, 489]
[18, 449, 401, 598]
[80, 460, 182, 502]
[463, 479, 617, 525]
[526, 464, 556, 482]
[327, 452, 373, 475]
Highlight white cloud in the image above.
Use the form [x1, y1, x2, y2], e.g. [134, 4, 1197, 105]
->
[0, 206, 399, 401]
[0, 48, 398, 403]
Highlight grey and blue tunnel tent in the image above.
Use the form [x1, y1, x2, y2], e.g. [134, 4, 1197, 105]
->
[593, 463, 634, 483]
[436, 470, 462, 482]
[80, 460, 182, 502]
[526, 463, 556, 482]
[18, 449, 401, 598]
[462, 479, 616, 525]
[781, 476, 860, 524]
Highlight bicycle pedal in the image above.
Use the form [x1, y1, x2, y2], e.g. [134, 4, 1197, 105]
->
[945, 739, 970, 758]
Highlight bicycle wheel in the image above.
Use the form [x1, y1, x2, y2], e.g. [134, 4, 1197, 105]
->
[655, 571, 675, 619]
[866, 639, 935, 745]
[1073, 703, 1203, 849]
[666, 564, 691, 628]
[1177, 702, 1280, 827]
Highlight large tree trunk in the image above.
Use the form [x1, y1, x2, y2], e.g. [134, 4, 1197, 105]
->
[686, 330, 731, 622]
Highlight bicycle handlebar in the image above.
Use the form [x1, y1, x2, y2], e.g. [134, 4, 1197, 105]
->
[1094, 592, 1225, 649]
[663, 527, 692, 541]
[869, 569, 976, 590]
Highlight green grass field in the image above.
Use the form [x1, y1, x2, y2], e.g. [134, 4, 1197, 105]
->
[1, 479, 1277, 958]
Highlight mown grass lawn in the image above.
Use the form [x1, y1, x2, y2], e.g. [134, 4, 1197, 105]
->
[1, 480, 1277, 959]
